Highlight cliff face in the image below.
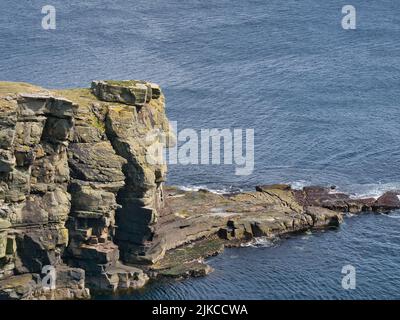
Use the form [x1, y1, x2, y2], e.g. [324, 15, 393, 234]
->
[2, 81, 400, 299]
[0, 80, 171, 298]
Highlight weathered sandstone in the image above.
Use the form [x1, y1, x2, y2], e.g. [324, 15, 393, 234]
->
[1, 81, 400, 299]
[0, 80, 169, 298]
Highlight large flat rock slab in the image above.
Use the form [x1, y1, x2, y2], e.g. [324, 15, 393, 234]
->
[91, 80, 161, 106]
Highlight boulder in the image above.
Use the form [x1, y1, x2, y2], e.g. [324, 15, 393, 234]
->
[304, 206, 343, 227]
[91, 80, 153, 106]
[86, 261, 148, 291]
[374, 191, 400, 212]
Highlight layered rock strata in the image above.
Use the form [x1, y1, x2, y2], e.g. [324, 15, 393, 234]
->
[148, 185, 400, 278]
[1, 81, 400, 299]
[0, 84, 89, 299]
[0, 80, 169, 298]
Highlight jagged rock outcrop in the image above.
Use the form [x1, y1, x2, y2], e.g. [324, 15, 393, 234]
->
[61, 80, 170, 289]
[0, 80, 169, 298]
[147, 185, 400, 278]
[0, 84, 88, 299]
[162, 184, 400, 247]
[91, 80, 161, 106]
[1, 81, 400, 299]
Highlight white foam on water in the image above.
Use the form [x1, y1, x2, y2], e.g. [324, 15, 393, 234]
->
[241, 237, 277, 248]
[345, 212, 356, 218]
[347, 182, 400, 199]
[380, 211, 400, 219]
[290, 180, 310, 190]
[177, 185, 242, 195]
[289, 181, 400, 200]
[178, 181, 400, 200]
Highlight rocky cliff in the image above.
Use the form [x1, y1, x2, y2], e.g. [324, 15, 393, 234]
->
[0, 80, 170, 298]
[1, 80, 400, 299]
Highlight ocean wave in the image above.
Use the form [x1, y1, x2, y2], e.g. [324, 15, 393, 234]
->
[177, 185, 243, 195]
[289, 180, 400, 200]
[379, 210, 400, 219]
[178, 181, 400, 200]
[346, 182, 400, 199]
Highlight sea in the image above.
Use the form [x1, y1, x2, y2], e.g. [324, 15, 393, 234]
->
[1, 0, 399, 299]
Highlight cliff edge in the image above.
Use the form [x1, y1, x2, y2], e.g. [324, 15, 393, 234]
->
[0, 80, 171, 298]
[1, 80, 400, 299]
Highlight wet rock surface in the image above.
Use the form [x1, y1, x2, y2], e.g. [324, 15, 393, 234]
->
[1, 81, 400, 299]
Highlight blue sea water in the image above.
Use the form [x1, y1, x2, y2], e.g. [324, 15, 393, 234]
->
[99, 212, 400, 300]
[1, 0, 400, 299]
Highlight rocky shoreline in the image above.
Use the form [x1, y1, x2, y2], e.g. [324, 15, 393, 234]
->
[134, 184, 400, 281]
[1, 80, 400, 299]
